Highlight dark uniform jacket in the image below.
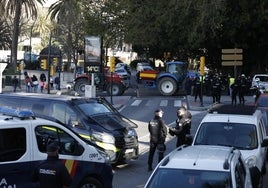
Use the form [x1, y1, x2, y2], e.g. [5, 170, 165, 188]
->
[148, 116, 167, 144]
[170, 111, 192, 137]
[32, 156, 72, 188]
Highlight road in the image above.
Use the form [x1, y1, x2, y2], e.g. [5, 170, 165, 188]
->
[109, 82, 268, 187]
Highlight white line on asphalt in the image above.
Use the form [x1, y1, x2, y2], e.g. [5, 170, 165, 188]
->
[131, 99, 142, 106]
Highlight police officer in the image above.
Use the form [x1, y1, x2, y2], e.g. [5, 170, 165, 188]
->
[169, 106, 192, 147]
[148, 109, 167, 171]
[238, 74, 247, 104]
[211, 75, 221, 103]
[231, 78, 239, 105]
[32, 141, 72, 188]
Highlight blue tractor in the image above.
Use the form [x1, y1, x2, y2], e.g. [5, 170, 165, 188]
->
[139, 61, 188, 96]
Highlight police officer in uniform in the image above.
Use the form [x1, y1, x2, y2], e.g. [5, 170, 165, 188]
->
[238, 74, 247, 104]
[211, 75, 221, 103]
[32, 141, 72, 188]
[147, 109, 167, 171]
[169, 106, 192, 147]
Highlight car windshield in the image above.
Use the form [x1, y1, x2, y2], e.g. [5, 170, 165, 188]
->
[146, 168, 231, 188]
[78, 101, 115, 116]
[194, 122, 258, 149]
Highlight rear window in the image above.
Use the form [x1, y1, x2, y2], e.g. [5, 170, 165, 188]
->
[194, 122, 257, 149]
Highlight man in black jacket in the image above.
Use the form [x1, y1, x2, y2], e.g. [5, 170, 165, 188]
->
[147, 109, 167, 171]
[169, 106, 192, 147]
[32, 141, 72, 188]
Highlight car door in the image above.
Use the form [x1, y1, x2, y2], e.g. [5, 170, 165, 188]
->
[0, 126, 38, 188]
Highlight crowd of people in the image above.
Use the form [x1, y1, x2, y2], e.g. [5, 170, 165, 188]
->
[12, 72, 60, 93]
[184, 72, 252, 105]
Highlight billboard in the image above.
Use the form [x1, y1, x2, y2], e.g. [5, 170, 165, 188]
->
[84, 36, 101, 64]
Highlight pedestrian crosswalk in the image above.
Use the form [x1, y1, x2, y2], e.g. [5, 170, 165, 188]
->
[129, 98, 185, 108]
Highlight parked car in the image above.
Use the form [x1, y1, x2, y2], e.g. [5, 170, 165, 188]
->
[145, 145, 252, 188]
[192, 104, 268, 188]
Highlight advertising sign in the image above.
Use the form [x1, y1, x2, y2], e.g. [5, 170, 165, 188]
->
[84, 36, 101, 64]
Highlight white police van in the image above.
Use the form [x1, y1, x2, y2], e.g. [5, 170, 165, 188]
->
[192, 104, 268, 188]
[0, 107, 113, 188]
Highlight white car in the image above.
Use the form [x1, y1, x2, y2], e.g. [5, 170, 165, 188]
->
[145, 145, 252, 188]
[192, 104, 268, 188]
[252, 74, 268, 90]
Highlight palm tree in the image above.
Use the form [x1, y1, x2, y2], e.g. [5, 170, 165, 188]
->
[0, 0, 44, 69]
[47, 0, 83, 76]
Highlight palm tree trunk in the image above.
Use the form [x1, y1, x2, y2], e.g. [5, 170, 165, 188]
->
[11, 2, 22, 70]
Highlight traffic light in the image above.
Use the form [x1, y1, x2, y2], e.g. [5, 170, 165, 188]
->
[110, 56, 116, 72]
[50, 66, 55, 76]
[41, 59, 47, 70]
[53, 58, 59, 65]
[16, 63, 23, 71]
[200, 56, 205, 76]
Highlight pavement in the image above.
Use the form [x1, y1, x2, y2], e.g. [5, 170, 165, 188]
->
[1, 85, 255, 111]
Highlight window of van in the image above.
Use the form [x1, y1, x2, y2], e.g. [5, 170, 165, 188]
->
[52, 103, 78, 127]
[0, 128, 26, 162]
[35, 125, 84, 156]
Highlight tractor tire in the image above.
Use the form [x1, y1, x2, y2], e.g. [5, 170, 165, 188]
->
[106, 83, 124, 96]
[74, 79, 89, 96]
[158, 77, 177, 96]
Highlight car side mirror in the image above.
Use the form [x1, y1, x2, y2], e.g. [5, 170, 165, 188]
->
[261, 138, 268, 147]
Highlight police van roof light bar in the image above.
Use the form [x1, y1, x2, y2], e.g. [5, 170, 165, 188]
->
[0, 107, 35, 119]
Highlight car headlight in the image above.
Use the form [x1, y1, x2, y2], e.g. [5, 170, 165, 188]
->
[127, 129, 137, 137]
[245, 156, 257, 168]
[91, 130, 115, 144]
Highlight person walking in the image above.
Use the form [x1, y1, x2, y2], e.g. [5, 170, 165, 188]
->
[147, 109, 167, 172]
[31, 75, 39, 93]
[169, 106, 192, 147]
[12, 76, 19, 92]
[32, 141, 72, 188]
[24, 75, 32, 93]
[193, 76, 202, 102]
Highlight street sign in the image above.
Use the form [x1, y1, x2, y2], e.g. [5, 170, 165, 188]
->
[221, 48, 243, 66]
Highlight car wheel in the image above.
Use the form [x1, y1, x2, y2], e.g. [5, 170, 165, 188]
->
[78, 177, 103, 188]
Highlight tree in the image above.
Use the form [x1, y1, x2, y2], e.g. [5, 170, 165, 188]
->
[0, 0, 44, 70]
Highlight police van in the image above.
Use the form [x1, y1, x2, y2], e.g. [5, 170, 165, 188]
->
[0, 93, 139, 164]
[0, 107, 113, 188]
